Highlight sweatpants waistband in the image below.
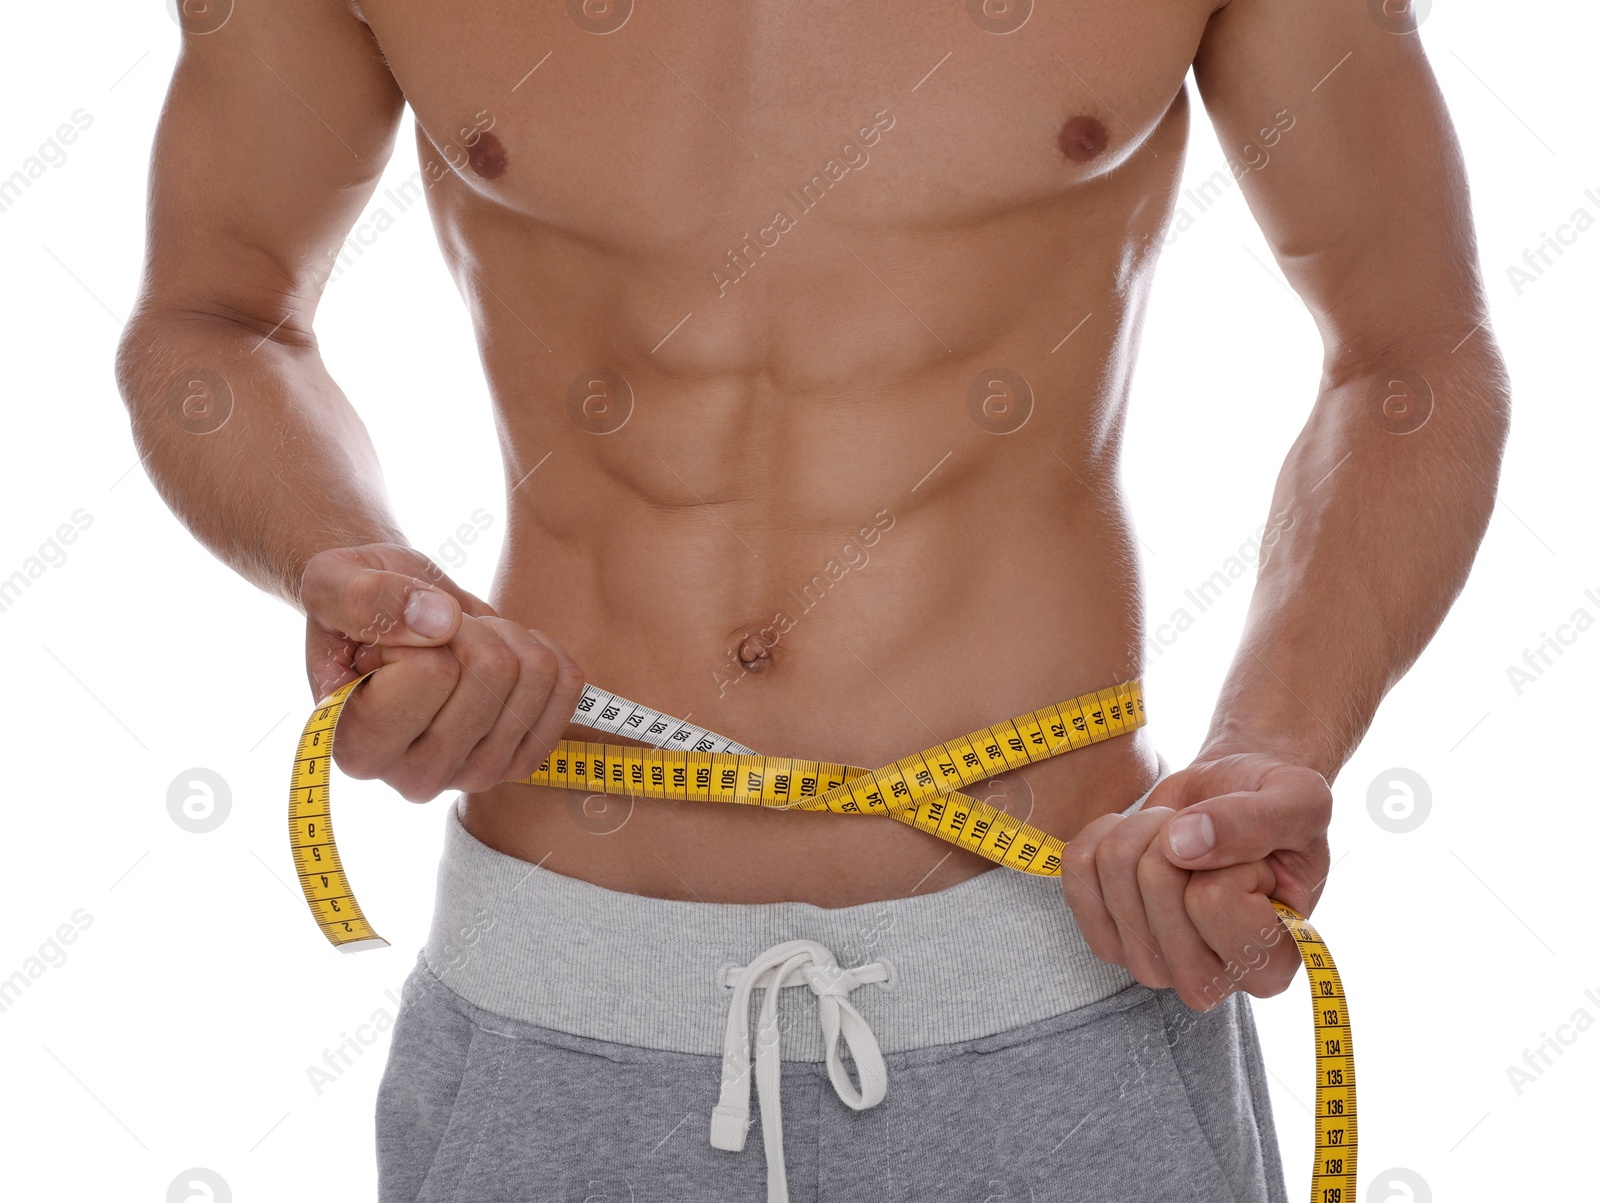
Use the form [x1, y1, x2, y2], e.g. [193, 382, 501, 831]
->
[422, 756, 1168, 1061]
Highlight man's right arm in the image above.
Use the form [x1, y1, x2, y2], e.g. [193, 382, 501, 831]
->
[115, 0, 409, 608]
[115, 0, 585, 801]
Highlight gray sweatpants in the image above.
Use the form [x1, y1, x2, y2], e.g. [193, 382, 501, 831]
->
[377, 781, 1289, 1203]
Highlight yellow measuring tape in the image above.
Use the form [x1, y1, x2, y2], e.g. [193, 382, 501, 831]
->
[288, 671, 1355, 1201]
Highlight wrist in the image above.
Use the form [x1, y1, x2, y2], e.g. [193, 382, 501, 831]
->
[1196, 718, 1339, 780]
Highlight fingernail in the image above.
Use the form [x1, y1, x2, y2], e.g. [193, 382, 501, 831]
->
[405, 589, 454, 637]
[1168, 813, 1215, 859]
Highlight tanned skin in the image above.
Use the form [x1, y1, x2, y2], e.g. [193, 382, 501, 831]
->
[117, 0, 1507, 1012]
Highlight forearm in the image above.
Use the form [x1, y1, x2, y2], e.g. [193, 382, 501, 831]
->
[1200, 339, 1511, 781]
[115, 310, 409, 611]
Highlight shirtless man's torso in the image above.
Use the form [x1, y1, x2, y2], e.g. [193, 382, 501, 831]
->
[380, 0, 1211, 902]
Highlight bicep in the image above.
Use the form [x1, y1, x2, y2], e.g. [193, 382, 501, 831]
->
[1192, 1, 1486, 355]
[138, 0, 406, 334]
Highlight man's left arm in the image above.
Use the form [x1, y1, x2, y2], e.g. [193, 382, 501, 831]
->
[1060, 0, 1511, 1011]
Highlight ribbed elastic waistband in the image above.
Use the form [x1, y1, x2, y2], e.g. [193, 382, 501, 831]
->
[422, 756, 1167, 1061]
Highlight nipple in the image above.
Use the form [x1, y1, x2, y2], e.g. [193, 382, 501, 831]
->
[1057, 114, 1108, 163]
[468, 131, 509, 179]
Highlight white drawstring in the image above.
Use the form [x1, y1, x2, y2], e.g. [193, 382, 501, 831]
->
[710, 939, 889, 1203]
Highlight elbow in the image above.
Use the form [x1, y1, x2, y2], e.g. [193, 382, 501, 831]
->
[112, 310, 188, 452]
[113, 314, 166, 456]
[1452, 334, 1513, 487]
[113, 297, 310, 446]
[113, 318, 153, 419]
[1327, 322, 1512, 466]
[1309, 334, 1511, 554]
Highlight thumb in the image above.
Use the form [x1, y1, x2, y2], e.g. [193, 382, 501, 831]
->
[1161, 767, 1331, 870]
[303, 557, 463, 648]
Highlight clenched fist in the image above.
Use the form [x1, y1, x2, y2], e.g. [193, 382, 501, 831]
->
[1060, 751, 1332, 1012]
[299, 543, 584, 803]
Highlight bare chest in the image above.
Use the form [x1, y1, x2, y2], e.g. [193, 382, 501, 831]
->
[359, 0, 1212, 243]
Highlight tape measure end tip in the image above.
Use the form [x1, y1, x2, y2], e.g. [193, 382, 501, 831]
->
[335, 937, 390, 954]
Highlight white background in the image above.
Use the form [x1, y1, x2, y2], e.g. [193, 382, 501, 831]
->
[1, 2, 1596, 1200]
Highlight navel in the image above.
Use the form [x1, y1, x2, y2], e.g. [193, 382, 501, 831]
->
[468, 131, 509, 180]
[725, 618, 784, 678]
[736, 633, 773, 673]
[1057, 114, 1108, 163]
